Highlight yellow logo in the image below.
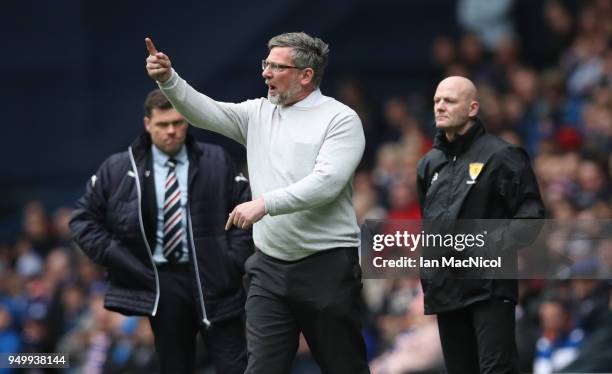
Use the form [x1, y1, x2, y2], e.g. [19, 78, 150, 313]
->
[468, 163, 484, 181]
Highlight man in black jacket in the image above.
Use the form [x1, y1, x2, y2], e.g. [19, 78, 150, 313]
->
[416, 77, 545, 374]
[70, 89, 253, 374]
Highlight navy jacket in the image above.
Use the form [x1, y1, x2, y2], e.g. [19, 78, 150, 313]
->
[416, 119, 545, 314]
[70, 133, 253, 327]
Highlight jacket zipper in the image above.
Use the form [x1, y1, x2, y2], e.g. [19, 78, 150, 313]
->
[187, 205, 211, 328]
[445, 155, 457, 218]
[128, 146, 160, 316]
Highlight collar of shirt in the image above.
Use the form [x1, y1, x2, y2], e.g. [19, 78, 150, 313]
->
[151, 144, 188, 167]
[291, 88, 330, 108]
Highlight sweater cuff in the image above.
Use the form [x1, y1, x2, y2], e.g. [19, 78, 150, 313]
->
[157, 69, 178, 89]
[263, 191, 279, 216]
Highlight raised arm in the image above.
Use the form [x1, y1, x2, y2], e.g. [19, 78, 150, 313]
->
[144, 37, 251, 145]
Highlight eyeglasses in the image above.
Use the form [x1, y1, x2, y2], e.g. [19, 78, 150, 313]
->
[261, 59, 305, 72]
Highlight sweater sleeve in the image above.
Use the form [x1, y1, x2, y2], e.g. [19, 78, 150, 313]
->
[263, 113, 365, 215]
[158, 70, 253, 145]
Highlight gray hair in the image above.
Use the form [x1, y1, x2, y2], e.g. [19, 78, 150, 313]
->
[267, 32, 330, 87]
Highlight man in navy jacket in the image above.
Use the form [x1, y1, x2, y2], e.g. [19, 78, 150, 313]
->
[417, 77, 544, 374]
[70, 89, 253, 374]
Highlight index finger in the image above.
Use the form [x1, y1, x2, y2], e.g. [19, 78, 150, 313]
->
[145, 37, 158, 56]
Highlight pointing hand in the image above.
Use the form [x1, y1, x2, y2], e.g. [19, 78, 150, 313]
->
[145, 37, 172, 83]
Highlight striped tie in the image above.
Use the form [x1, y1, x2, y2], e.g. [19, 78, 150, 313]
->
[163, 158, 183, 263]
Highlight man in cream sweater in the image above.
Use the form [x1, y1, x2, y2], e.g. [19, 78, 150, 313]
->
[145, 32, 370, 373]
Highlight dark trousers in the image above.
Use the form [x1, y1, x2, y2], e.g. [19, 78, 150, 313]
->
[436, 298, 520, 374]
[148, 263, 247, 374]
[244, 248, 370, 374]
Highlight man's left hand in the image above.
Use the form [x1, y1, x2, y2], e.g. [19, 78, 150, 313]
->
[225, 197, 266, 230]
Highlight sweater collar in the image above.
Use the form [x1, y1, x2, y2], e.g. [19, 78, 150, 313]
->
[292, 89, 328, 108]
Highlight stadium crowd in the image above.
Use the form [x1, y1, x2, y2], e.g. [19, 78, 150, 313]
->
[1, 0, 610, 372]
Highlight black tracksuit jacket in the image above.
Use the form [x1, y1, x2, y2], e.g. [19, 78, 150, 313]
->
[70, 133, 254, 326]
[416, 119, 545, 314]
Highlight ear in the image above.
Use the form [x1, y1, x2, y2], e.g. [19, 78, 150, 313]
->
[300, 68, 315, 86]
[469, 100, 480, 118]
[144, 116, 151, 133]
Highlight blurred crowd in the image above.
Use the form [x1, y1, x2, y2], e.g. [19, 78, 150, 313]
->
[1, 0, 611, 373]
[0, 201, 160, 373]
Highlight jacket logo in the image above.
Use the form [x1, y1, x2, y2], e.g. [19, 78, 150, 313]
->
[235, 173, 248, 183]
[467, 163, 484, 184]
[431, 172, 439, 185]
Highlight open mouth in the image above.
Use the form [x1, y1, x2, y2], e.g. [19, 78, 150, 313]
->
[266, 80, 277, 92]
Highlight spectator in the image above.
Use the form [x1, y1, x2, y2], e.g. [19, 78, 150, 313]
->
[533, 292, 583, 374]
[0, 304, 20, 373]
